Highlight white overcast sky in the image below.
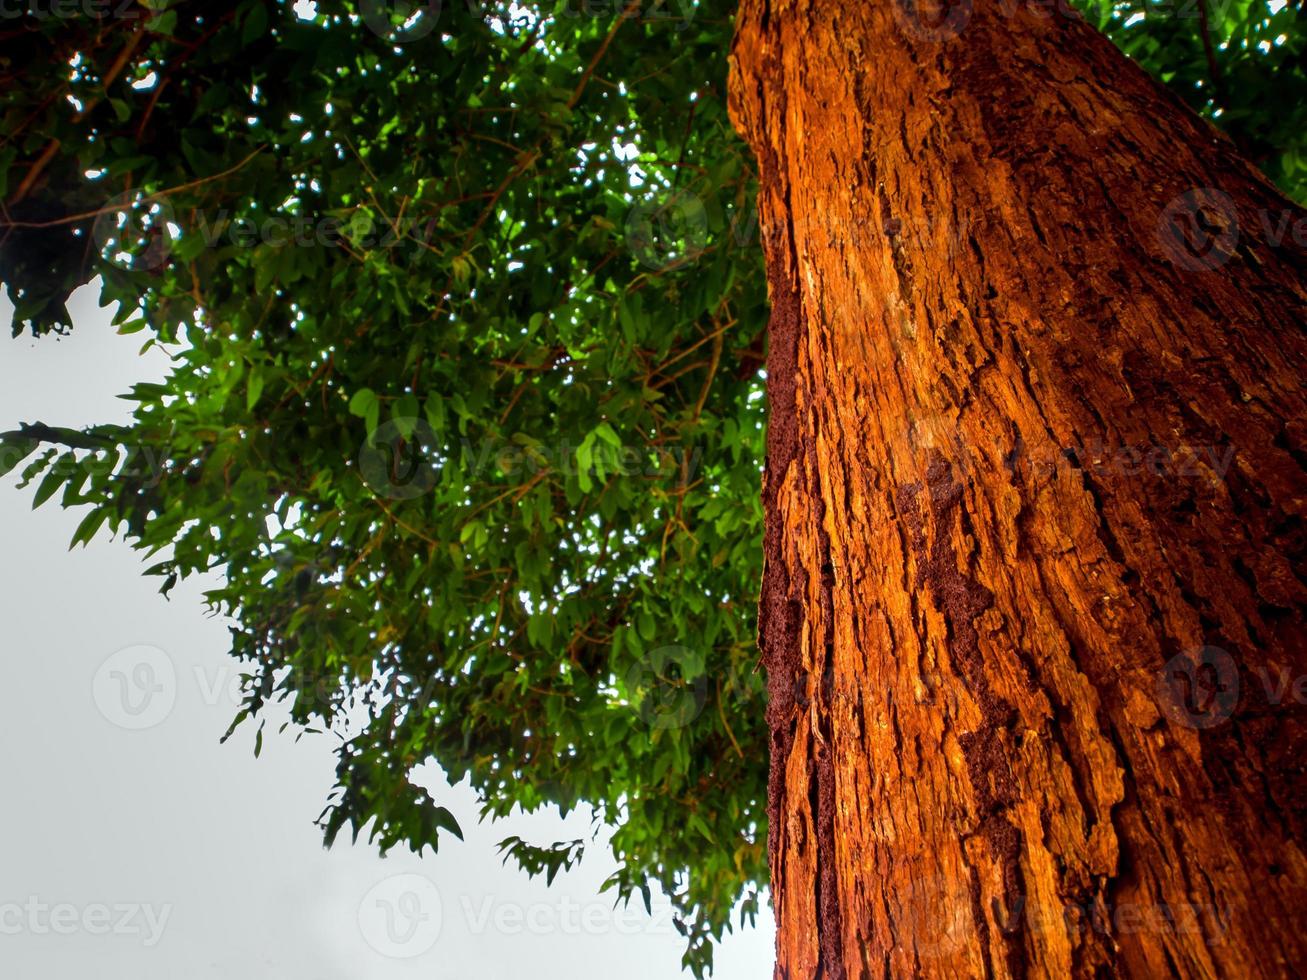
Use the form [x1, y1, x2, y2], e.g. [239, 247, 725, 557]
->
[0, 284, 773, 978]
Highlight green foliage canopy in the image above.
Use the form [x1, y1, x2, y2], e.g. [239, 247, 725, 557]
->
[2, 0, 1304, 972]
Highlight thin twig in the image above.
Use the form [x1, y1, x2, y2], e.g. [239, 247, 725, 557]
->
[10, 24, 147, 205]
[0, 147, 268, 229]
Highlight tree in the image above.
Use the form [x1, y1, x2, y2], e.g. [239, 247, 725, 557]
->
[1, 0, 1304, 974]
[731, 0, 1307, 974]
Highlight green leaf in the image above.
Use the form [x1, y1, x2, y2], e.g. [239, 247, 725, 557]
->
[393, 394, 420, 437]
[576, 438, 594, 493]
[689, 813, 715, 844]
[31, 459, 70, 509]
[241, 2, 269, 45]
[0, 437, 37, 480]
[432, 806, 464, 840]
[150, 9, 179, 36]
[348, 388, 378, 419]
[69, 507, 108, 549]
[595, 422, 621, 447]
[246, 368, 265, 412]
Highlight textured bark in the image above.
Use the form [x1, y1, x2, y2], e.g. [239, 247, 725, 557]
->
[727, 1, 1307, 976]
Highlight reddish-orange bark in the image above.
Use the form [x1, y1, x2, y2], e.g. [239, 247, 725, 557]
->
[729, 1, 1307, 975]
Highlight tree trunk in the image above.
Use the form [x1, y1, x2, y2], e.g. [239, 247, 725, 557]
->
[727, 1, 1307, 976]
